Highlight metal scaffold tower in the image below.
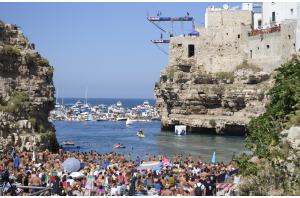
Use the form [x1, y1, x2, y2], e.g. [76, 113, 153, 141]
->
[147, 11, 196, 55]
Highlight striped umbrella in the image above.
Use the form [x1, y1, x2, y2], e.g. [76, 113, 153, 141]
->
[137, 161, 162, 170]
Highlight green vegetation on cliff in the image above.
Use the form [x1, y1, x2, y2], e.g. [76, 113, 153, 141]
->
[0, 91, 30, 114]
[237, 57, 300, 195]
[236, 60, 262, 72]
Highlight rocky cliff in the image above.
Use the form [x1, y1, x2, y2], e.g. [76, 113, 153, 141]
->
[155, 58, 274, 135]
[0, 21, 59, 152]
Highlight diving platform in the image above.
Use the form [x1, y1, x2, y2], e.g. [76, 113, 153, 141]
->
[147, 16, 193, 22]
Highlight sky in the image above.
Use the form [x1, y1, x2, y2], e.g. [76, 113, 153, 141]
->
[0, 2, 241, 99]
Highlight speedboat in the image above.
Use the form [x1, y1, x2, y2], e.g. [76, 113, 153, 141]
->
[126, 119, 135, 125]
[62, 140, 75, 146]
[117, 117, 127, 121]
[113, 143, 126, 149]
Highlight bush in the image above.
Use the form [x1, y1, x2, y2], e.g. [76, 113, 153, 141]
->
[211, 85, 224, 96]
[215, 71, 234, 82]
[166, 67, 177, 79]
[209, 119, 217, 127]
[237, 56, 300, 195]
[0, 91, 30, 113]
[236, 60, 262, 72]
[40, 58, 50, 67]
[1, 45, 21, 57]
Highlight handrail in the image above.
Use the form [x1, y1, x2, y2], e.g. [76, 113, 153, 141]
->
[15, 185, 52, 196]
[16, 185, 51, 189]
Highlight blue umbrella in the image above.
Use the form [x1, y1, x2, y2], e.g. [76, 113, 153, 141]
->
[211, 152, 216, 164]
[62, 157, 81, 172]
[188, 30, 200, 36]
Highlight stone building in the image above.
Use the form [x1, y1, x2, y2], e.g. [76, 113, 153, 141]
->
[155, 3, 299, 135]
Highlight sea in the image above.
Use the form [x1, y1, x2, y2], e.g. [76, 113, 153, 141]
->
[54, 98, 246, 163]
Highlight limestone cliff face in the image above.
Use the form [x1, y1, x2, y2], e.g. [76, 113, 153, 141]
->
[155, 60, 274, 135]
[0, 21, 59, 151]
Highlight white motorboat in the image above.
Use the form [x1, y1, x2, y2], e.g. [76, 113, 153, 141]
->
[117, 117, 127, 121]
[126, 119, 134, 125]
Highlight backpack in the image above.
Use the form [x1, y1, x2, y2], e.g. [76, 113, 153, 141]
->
[195, 185, 203, 196]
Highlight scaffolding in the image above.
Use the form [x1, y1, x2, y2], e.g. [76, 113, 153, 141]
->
[147, 12, 196, 55]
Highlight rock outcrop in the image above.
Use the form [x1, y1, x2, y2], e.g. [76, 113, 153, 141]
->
[155, 61, 273, 135]
[0, 21, 59, 152]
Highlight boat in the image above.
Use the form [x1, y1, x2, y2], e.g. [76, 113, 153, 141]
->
[62, 140, 75, 146]
[116, 101, 122, 107]
[96, 117, 108, 121]
[113, 143, 126, 149]
[117, 117, 127, 121]
[126, 119, 134, 125]
[137, 130, 145, 138]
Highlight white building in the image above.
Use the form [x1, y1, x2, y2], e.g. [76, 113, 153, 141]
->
[262, 2, 298, 28]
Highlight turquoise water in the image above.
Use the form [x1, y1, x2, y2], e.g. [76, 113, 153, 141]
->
[54, 98, 246, 163]
[54, 121, 246, 164]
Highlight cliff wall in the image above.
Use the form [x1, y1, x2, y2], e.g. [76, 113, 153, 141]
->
[0, 21, 59, 151]
[155, 11, 297, 135]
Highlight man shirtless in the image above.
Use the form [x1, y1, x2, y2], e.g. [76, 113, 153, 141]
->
[161, 185, 173, 196]
[29, 171, 42, 193]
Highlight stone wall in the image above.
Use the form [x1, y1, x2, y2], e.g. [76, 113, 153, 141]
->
[0, 21, 59, 151]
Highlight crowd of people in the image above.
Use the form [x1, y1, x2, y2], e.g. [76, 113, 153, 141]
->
[0, 146, 239, 196]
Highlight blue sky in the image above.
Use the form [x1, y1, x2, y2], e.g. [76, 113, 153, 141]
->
[0, 2, 241, 98]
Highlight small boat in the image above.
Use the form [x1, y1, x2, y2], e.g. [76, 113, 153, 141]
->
[113, 143, 126, 149]
[137, 130, 145, 138]
[97, 117, 108, 121]
[62, 140, 75, 146]
[117, 117, 127, 121]
[126, 119, 135, 125]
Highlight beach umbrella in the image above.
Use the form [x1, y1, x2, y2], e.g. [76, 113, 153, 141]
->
[62, 157, 81, 172]
[211, 152, 216, 164]
[137, 161, 162, 170]
[70, 172, 84, 178]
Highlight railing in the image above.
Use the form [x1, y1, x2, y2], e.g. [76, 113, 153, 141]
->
[0, 184, 53, 196]
[249, 24, 281, 37]
[16, 185, 52, 196]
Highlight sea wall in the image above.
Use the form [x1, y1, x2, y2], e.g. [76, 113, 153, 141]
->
[0, 21, 59, 151]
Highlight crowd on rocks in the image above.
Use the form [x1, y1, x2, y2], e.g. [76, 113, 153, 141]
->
[0, 146, 239, 196]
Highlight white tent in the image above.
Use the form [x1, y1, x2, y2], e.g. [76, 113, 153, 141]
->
[175, 125, 186, 135]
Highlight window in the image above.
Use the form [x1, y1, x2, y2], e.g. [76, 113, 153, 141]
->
[188, 44, 195, 57]
[250, 50, 253, 58]
[288, 35, 291, 40]
[257, 47, 259, 50]
[272, 12, 276, 22]
[291, 8, 294, 15]
[258, 20, 262, 28]
[237, 34, 240, 39]
[226, 33, 228, 35]
[177, 43, 182, 47]
[267, 45, 270, 49]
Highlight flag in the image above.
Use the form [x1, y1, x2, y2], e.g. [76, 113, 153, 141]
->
[211, 152, 216, 164]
